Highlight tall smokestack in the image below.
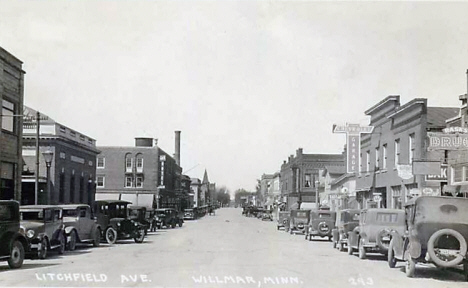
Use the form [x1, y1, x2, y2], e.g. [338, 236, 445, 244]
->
[175, 131, 181, 166]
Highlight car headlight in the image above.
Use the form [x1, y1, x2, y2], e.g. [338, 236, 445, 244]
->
[134, 222, 138, 226]
[27, 229, 35, 238]
[117, 222, 121, 227]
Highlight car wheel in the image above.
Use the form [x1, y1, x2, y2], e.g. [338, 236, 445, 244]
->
[358, 239, 366, 259]
[305, 234, 308, 240]
[38, 238, 48, 259]
[7, 240, 24, 269]
[134, 228, 145, 243]
[58, 233, 66, 255]
[171, 221, 176, 229]
[68, 230, 77, 251]
[405, 256, 416, 278]
[105, 227, 117, 245]
[93, 229, 101, 247]
[178, 221, 183, 227]
[388, 239, 397, 268]
[347, 239, 353, 255]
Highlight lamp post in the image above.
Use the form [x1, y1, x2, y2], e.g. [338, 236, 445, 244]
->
[42, 149, 54, 205]
[291, 164, 301, 209]
[315, 180, 319, 209]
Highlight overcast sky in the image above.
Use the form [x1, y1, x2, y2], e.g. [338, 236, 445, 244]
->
[1, 1, 467, 193]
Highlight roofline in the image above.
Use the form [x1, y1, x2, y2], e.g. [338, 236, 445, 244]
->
[387, 98, 427, 119]
[365, 95, 400, 115]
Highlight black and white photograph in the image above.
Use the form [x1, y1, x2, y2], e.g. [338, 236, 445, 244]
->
[1, 1, 468, 287]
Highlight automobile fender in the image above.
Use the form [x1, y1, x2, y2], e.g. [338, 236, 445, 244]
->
[10, 232, 30, 253]
[90, 224, 102, 237]
[389, 230, 405, 259]
[64, 226, 77, 236]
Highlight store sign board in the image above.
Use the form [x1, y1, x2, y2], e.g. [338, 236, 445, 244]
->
[428, 132, 468, 150]
[412, 160, 441, 175]
[333, 123, 374, 173]
[426, 164, 448, 181]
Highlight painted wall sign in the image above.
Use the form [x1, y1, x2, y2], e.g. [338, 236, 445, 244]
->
[428, 132, 468, 150]
[425, 164, 448, 181]
[396, 164, 413, 180]
[333, 123, 374, 173]
[443, 126, 468, 134]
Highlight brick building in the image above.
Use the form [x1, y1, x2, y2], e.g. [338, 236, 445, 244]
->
[280, 148, 345, 210]
[22, 106, 99, 205]
[96, 137, 182, 209]
[355, 96, 458, 209]
[0, 46, 24, 201]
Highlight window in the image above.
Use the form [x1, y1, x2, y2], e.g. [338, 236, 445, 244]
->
[70, 174, 76, 203]
[125, 176, 133, 188]
[70, 131, 76, 137]
[366, 151, 370, 172]
[136, 158, 143, 173]
[304, 174, 311, 187]
[394, 139, 400, 165]
[79, 135, 85, 141]
[359, 153, 363, 174]
[452, 165, 466, 183]
[59, 172, 65, 203]
[2, 99, 15, 132]
[125, 157, 133, 173]
[382, 144, 387, 169]
[60, 152, 66, 159]
[97, 176, 105, 188]
[97, 157, 105, 169]
[136, 177, 143, 188]
[409, 134, 415, 164]
[59, 126, 66, 133]
[375, 148, 380, 169]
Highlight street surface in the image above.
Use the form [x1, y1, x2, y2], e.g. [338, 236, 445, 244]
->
[0, 208, 466, 288]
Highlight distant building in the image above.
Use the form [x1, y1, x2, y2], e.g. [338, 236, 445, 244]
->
[280, 148, 345, 210]
[201, 169, 216, 206]
[355, 96, 458, 209]
[190, 178, 202, 208]
[22, 106, 99, 205]
[96, 136, 182, 209]
[0, 47, 25, 201]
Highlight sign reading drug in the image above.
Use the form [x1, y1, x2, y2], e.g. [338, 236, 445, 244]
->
[428, 132, 468, 150]
[333, 123, 374, 174]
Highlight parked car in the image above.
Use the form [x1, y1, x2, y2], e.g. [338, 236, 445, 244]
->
[261, 211, 273, 221]
[287, 209, 311, 234]
[128, 206, 151, 234]
[92, 200, 145, 244]
[305, 210, 336, 241]
[388, 196, 468, 280]
[0, 200, 28, 268]
[347, 208, 405, 259]
[184, 208, 196, 220]
[277, 211, 290, 230]
[332, 209, 360, 251]
[155, 208, 183, 229]
[59, 204, 101, 250]
[20, 205, 65, 259]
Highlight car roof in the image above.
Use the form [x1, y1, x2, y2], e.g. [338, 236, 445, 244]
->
[129, 205, 146, 209]
[58, 204, 90, 209]
[405, 195, 468, 207]
[95, 200, 132, 205]
[20, 205, 62, 210]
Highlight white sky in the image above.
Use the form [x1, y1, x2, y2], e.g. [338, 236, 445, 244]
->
[1, 1, 467, 193]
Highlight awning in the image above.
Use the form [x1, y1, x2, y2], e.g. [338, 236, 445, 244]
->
[355, 188, 371, 193]
[443, 185, 468, 194]
[95, 193, 120, 201]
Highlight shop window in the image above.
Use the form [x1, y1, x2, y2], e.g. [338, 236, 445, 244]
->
[2, 99, 15, 132]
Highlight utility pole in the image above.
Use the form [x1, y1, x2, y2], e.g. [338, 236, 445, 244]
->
[35, 111, 40, 205]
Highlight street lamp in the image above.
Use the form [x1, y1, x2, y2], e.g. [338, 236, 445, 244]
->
[42, 149, 54, 205]
[291, 164, 301, 209]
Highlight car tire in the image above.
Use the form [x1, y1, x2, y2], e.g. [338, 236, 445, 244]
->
[328, 236, 332, 242]
[171, 221, 176, 229]
[358, 239, 366, 259]
[305, 234, 308, 240]
[347, 239, 353, 255]
[405, 255, 416, 278]
[7, 240, 24, 269]
[134, 228, 145, 243]
[58, 233, 65, 255]
[38, 238, 48, 259]
[388, 239, 397, 268]
[93, 229, 101, 247]
[68, 230, 77, 251]
[178, 221, 183, 227]
[427, 228, 467, 268]
[105, 227, 117, 245]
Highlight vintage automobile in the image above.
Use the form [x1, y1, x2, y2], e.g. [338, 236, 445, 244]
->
[305, 210, 336, 241]
[332, 209, 361, 251]
[388, 196, 468, 280]
[0, 201, 28, 268]
[347, 208, 405, 259]
[20, 205, 65, 259]
[92, 200, 145, 244]
[261, 211, 273, 221]
[128, 206, 151, 234]
[60, 204, 101, 250]
[184, 208, 196, 220]
[277, 211, 290, 230]
[155, 208, 184, 229]
[287, 209, 311, 235]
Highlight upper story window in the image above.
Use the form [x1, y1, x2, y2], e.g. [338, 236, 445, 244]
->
[451, 164, 468, 184]
[382, 144, 387, 169]
[2, 99, 15, 133]
[304, 174, 311, 188]
[136, 157, 143, 173]
[125, 156, 133, 173]
[409, 134, 415, 164]
[70, 130, 76, 137]
[97, 157, 105, 169]
[375, 147, 380, 170]
[59, 126, 66, 133]
[79, 135, 86, 141]
[394, 139, 400, 166]
[125, 176, 133, 188]
[366, 151, 370, 172]
[96, 176, 105, 188]
[136, 177, 143, 188]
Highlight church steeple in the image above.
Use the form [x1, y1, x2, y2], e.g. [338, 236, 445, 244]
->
[202, 169, 209, 184]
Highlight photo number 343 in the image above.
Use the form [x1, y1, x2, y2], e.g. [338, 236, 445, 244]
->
[348, 276, 374, 286]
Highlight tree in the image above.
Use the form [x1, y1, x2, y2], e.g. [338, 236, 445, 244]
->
[215, 187, 231, 207]
[234, 188, 255, 206]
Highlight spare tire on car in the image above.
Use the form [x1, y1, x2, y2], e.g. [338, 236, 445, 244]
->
[427, 228, 467, 268]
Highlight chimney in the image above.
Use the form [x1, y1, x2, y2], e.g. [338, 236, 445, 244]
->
[175, 131, 181, 166]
